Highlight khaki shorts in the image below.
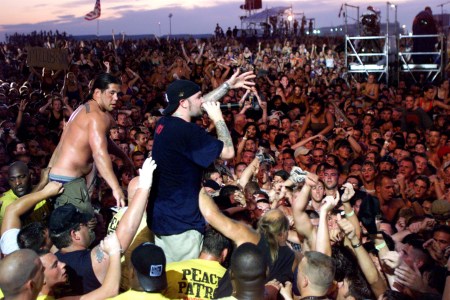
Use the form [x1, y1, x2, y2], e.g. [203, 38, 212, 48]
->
[50, 176, 94, 217]
[155, 230, 203, 263]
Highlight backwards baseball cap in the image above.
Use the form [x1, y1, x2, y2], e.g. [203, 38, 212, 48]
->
[294, 146, 310, 157]
[163, 80, 200, 115]
[431, 200, 450, 220]
[131, 242, 167, 292]
[49, 204, 92, 234]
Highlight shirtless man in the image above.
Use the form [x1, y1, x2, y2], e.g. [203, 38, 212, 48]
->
[48, 73, 131, 215]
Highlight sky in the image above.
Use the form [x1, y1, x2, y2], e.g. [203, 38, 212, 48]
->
[0, 0, 447, 42]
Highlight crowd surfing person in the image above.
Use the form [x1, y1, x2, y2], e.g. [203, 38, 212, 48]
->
[0, 30, 449, 299]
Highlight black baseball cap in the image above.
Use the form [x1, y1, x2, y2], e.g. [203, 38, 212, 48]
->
[49, 204, 92, 234]
[131, 242, 167, 292]
[163, 80, 201, 115]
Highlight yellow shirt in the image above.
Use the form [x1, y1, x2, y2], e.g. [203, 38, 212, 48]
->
[0, 189, 49, 229]
[108, 289, 170, 299]
[108, 207, 153, 290]
[165, 259, 226, 300]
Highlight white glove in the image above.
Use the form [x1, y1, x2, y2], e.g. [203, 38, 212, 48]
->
[288, 166, 308, 183]
[138, 158, 157, 190]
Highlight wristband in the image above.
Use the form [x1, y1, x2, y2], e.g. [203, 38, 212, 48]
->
[223, 82, 231, 90]
[351, 242, 362, 249]
[375, 241, 387, 251]
[345, 210, 355, 217]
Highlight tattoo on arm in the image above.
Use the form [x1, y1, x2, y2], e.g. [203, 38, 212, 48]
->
[203, 83, 229, 103]
[215, 120, 233, 148]
[95, 246, 105, 263]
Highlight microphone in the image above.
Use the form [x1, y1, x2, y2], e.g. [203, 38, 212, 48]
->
[219, 103, 243, 109]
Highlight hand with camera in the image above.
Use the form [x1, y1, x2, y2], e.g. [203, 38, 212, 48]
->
[288, 166, 308, 184]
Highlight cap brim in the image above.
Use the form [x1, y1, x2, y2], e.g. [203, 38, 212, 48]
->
[135, 271, 167, 292]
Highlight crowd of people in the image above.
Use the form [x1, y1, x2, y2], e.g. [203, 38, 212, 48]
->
[0, 26, 449, 300]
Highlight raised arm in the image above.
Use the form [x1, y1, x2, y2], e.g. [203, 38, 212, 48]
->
[91, 158, 156, 284]
[238, 157, 260, 189]
[125, 68, 140, 87]
[340, 182, 361, 239]
[62, 96, 74, 116]
[316, 194, 339, 256]
[292, 173, 318, 249]
[2, 181, 63, 235]
[202, 102, 234, 160]
[79, 233, 121, 300]
[338, 217, 387, 298]
[199, 188, 259, 246]
[15, 100, 28, 130]
[114, 158, 156, 251]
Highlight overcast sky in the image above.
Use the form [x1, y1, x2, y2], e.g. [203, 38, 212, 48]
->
[0, 0, 446, 41]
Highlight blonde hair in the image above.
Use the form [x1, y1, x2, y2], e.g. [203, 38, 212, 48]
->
[257, 209, 289, 263]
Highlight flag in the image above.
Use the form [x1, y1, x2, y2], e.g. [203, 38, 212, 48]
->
[338, 4, 343, 18]
[85, 0, 101, 21]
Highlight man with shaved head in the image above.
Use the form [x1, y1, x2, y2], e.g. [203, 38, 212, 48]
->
[0, 249, 45, 300]
[0, 161, 32, 229]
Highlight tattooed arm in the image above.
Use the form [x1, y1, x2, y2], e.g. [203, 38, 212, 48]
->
[202, 101, 235, 160]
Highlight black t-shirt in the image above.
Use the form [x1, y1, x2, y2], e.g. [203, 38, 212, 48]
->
[148, 116, 223, 235]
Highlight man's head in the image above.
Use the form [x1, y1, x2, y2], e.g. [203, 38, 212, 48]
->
[311, 148, 325, 164]
[400, 237, 430, 271]
[241, 150, 255, 165]
[135, 132, 148, 148]
[361, 160, 377, 184]
[130, 242, 167, 292]
[49, 204, 94, 249]
[132, 151, 146, 169]
[375, 172, 395, 202]
[428, 128, 441, 149]
[234, 162, 247, 179]
[297, 251, 335, 296]
[18, 222, 52, 252]
[8, 161, 31, 197]
[38, 251, 67, 289]
[201, 226, 231, 262]
[406, 131, 420, 148]
[334, 140, 352, 160]
[323, 163, 339, 191]
[91, 73, 121, 112]
[412, 175, 430, 199]
[230, 243, 267, 294]
[164, 80, 202, 117]
[294, 146, 312, 167]
[398, 157, 416, 180]
[0, 249, 45, 299]
[432, 225, 450, 252]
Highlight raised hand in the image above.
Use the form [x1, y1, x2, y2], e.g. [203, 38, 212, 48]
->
[227, 69, 256, 90]
[289, 166, 309, 184]
[341, 182, 355, 203]
[320, 194, 339, 213]
[138, 157, 157, 190]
